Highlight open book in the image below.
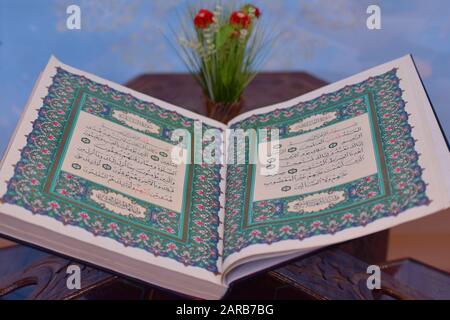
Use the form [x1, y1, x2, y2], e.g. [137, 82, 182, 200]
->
[0, 56, 449, 299]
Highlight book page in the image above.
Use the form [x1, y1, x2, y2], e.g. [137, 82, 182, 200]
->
[253, 113, 378, 202]
[222, 55, 450, 273]
[0, 56, 227, 288]
[60, 110, 187, 213]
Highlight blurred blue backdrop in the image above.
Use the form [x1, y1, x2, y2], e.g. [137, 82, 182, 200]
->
[0, 0, 449, 155]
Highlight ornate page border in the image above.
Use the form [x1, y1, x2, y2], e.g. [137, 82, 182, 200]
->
[1, 67, 222, 273]
[224, 69, 429, 258]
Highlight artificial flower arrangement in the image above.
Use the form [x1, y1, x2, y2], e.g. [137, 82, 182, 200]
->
[173, 2, 272, 122]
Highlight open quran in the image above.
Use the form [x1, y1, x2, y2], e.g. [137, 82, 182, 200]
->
[0, 55, 448, 299]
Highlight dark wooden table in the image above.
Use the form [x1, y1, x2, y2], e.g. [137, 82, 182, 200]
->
[1, 72, 449, 299]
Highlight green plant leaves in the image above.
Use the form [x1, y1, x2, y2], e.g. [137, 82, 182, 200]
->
[215, 24, 234, 49]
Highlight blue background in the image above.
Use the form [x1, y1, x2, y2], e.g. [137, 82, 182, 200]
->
[1, 0, 449, 155]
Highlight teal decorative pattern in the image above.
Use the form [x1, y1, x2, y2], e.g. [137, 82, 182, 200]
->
[224, 69, 429, 258]
[2, 67, 222, 273]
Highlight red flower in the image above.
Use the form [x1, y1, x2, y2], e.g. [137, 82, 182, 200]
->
[165, 227, 175, 234]
[342, 213, 353, 221]
[241, 4, 260, 18]
[138, 233, 149, 241]
[49, 201, 59, 209]
[367, 191, 377, 198]
[108, 222, 118, 230]
[255, 215, 267, 221]
[194, 9, 214, 29]
[79, 212, 89, 219]
[311, 221, 322, 229]
[250, 230, 261, 237]
[230, 11, 251, 29]
[373, 203, 384, 212]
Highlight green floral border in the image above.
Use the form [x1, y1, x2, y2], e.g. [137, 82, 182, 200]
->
[2, 67, 222, 273]
[224, 69, 429, 258]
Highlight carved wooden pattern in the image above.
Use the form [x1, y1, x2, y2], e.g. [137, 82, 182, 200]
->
[269, 249, 430, 300]
[0, 252, 115, 300]
[2, 245, 448, 300]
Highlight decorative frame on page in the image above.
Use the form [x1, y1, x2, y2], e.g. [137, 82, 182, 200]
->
[224, 69, 430, 258]
[1, 67, 222, 273]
